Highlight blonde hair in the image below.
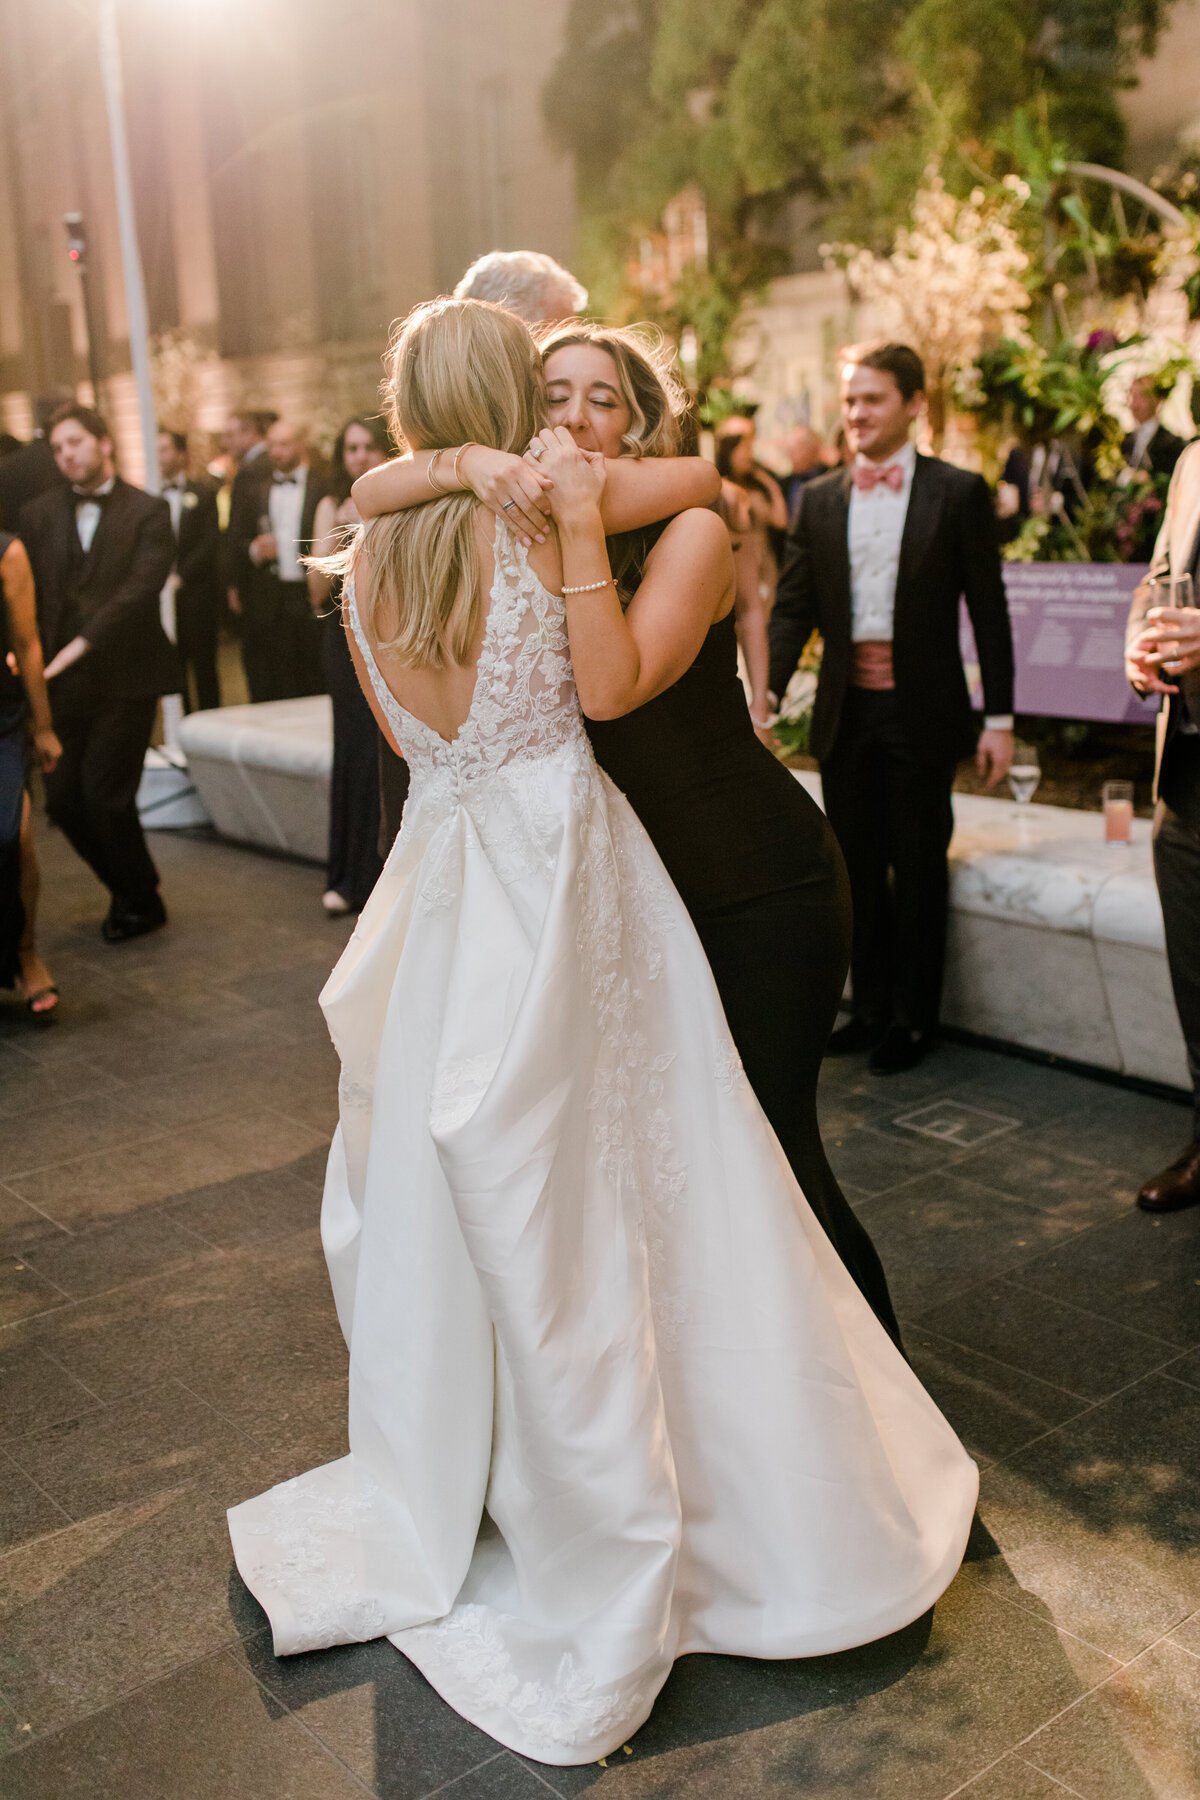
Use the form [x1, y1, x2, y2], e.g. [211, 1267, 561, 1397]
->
[537, 320, 689, 459]
[324, 298, 546, 669]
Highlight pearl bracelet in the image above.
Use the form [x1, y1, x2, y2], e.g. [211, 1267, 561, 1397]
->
[562, 578, 613, 595]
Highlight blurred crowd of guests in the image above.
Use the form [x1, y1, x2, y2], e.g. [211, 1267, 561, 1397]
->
[0, 394, 401, 1020]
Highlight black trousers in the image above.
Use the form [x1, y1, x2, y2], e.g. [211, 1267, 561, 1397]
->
[821, 687, 957, 1034]
[323, 614, 383, 908]
[43, 691, 160, 914]
[696, 873, 903, 1352]
[1153, 743, 1200, 1136]
[176, 581, 221, 712]
[241, 578, 323, 703]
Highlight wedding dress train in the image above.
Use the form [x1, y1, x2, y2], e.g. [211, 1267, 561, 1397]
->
[227, 521, 978, 1766]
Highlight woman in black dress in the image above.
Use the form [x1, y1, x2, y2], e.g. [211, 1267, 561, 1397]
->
[0, 531, 61, 1017]
[353, 335, 900, 1346]
[308, 417, 392, 915]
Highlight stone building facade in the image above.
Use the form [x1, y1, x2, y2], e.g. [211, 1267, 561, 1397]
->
[0, 0, 575, 478]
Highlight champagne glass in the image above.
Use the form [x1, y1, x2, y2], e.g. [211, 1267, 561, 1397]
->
[1008, 741, 1041, 806]
[1172, 573, 1194, 610]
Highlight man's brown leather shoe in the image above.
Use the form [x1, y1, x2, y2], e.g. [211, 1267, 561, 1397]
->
[1137, 1140, 1200, 1212]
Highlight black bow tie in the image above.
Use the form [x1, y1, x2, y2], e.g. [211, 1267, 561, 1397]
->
[273, 473, 301, 486]
[73, 488, 110, 505]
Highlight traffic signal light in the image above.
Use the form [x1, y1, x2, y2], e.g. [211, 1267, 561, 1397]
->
[63, 212, 87, 268]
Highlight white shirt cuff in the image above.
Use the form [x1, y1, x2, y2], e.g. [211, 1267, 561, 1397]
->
[983, 715, 1014, 731]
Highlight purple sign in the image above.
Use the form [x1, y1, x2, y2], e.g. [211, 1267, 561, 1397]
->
[961, 562, 1159, 725]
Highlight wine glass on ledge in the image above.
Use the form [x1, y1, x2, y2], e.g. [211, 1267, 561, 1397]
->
[1008, 741, 1041, 807]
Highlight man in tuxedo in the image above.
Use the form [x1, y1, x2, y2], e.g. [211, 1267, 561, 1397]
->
[158, 430, 221, 712]
[768, 342, 1014, 1075]
[228, 419, 324, 701]
[222, 409, 276, 617]
[20, 404, 177, 941]
[1124, 439, 1200, 1209]
[1123, 377, 1185, 481]
[0, 390, 72, 533]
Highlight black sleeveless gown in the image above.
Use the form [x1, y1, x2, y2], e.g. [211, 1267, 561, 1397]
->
[586, 609, 901, 1347]
[0, 529, 26, 987]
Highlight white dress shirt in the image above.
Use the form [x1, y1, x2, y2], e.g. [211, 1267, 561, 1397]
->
[267, 470, 306, 581]
[846, 440, 1012, 730]
[73, 476, 115, 554]
[1127, 419, 1158, 471]
[848, 440, 916, 644]
[162, 476, 188, 539]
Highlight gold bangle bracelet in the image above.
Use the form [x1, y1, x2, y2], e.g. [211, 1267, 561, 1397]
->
[452, 442, 478, 488]
[427, 449, 450, 495]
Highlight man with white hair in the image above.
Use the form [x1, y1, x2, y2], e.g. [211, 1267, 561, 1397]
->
[453, 250, 587, 326]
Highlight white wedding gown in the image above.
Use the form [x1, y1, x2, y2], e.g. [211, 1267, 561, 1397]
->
[227, 520, 978, 1766]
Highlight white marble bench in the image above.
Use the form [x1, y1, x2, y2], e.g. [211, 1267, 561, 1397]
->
[177, 698, 332, 865]
[172, 700, 1188, 1091]
[795, 772, 1187, 1091]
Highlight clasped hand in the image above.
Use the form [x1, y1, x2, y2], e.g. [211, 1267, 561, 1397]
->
[1126, 605, 1200, 696]
[457, 429, 604, 540]
[524, 428, 605, 525]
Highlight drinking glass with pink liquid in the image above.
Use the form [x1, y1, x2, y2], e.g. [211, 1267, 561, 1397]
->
[1103, 780, 1134, 845]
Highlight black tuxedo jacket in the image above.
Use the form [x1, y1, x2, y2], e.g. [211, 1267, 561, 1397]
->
[227, 462, 324, 597]
[768, 454, 1014, 767]
[0, 437, 64, 533]
[169, 478, 221, 601]
[19, 477, 180, 700]
[1122, 424, 1185, 481]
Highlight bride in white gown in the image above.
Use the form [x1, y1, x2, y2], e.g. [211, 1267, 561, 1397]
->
[227, 298, 978, 1767]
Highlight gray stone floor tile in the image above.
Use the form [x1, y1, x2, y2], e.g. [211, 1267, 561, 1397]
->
[0, 1449, 72, 1552]
[901, 1327, 1089, 1464]
[1005, 1375, 1200, 1583]
[0, 1046, 122, 1120]
[0, 1344, 101, 1438]
[0, 1647, 373, 1798]
[1035, 1089, 1194, 1183]
[1022, 1638, 1200, 1800]
[518, 1569, 1115, 1798]
[231, 1635, 502, 1800]
[0, 1093, 155, 1182]
[977, 1438, 1200, 1661]
[13, 1229, 338, 1407]
[162, 1166, 323, 1250]
[115, 1036, 340, 1137]
[0, 1254, 69, 1328]
[8, 1108, 329, 1227]
[4, 1380, 263, 1519]
[949, 1134, 1136, 1226]
[852, 1173, 1082, 1316]
[440, 1756, 563, 1797]
[951, 1756, 1089, 1798]
[1167, 1347, 1200, 1391]
[1010, 1209, 1200, 1348]
[823, 1123, 971, 1197]
[1166, 1611, 1200, 1658]
[17, 1209, 209, 1302]
[941, 1054, 1103, 1128]
[0, 1486, 263, 1744]
[0, 1186, 69, 1260]
[916, 1277, 1179, 1401]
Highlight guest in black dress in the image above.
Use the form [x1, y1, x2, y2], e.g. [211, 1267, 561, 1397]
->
[308, 417, 393, 916]
[0, 532, 61, 1016]
[536, 324, 901, 1346]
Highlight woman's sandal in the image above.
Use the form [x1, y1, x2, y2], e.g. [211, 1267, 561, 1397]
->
[24, 984, 59, 1024]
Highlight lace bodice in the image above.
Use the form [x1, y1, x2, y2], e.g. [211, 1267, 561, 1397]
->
[346, 518, 584, 794]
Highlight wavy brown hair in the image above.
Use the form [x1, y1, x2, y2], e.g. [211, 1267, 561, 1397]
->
[538, 321, 696, 597]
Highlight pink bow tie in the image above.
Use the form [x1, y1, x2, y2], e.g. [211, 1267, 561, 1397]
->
[853, 461, 904, 493]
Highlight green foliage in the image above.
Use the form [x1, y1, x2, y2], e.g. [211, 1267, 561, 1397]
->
[544, 0, 1177, 379]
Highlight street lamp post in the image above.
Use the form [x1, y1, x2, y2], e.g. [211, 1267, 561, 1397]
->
[95, 0, 159, 498]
